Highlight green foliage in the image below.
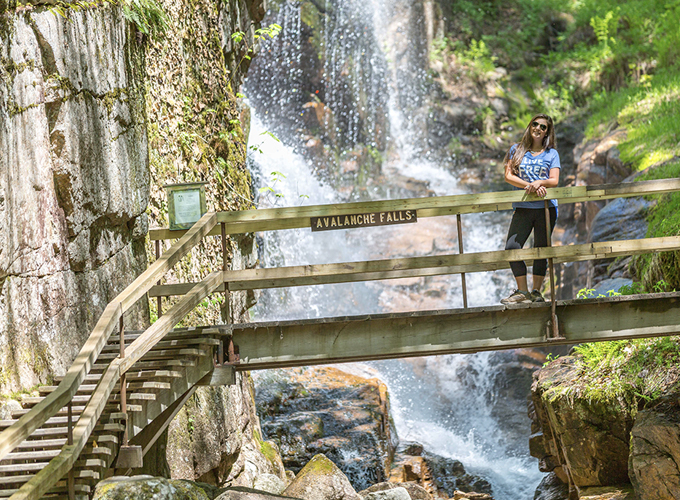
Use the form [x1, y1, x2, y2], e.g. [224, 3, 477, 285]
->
[122, 0, 169, 41]
[585, 70, 680, 170]
[568, 336, 680, 407]
[453, 39, 497, 78]
[575, 287, 621, 299]
[543, 352, 560, 367]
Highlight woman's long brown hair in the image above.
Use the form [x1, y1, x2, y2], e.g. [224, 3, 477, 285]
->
[504, 114, 556, 176]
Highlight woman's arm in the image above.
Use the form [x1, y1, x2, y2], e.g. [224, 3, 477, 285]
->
[530, 168, 560, 197]
[504, 162, 529, 189]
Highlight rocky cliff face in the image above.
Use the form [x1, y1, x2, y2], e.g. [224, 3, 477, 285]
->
[1, 0, 280, 485]
[0, 5, 149, 393]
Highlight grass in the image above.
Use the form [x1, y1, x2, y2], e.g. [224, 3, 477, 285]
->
[585, 70, 680, 170]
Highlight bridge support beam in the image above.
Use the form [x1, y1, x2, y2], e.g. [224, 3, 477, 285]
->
[229, 293, 680, 370]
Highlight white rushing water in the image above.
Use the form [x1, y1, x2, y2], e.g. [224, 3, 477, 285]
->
[245, 0, 545, 497]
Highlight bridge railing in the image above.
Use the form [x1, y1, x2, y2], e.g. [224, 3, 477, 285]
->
[2, 178, 680, 499]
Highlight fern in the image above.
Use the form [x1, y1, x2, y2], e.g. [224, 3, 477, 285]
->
[122, 0, 169, 41]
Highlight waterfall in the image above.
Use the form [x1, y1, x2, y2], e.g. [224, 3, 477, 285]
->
[245, 0, 545, 498]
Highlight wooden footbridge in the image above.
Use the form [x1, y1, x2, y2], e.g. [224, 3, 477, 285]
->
[2, 179, 680, 498]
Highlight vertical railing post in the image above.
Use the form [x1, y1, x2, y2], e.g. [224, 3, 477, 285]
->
[155, 240, 163, 318]
[220, 222, 228, 365]
[67, 401, 74, 500]
[119, 316, 128, 446]
[456, 214, 468, 308]
[544, 200, 561, 339]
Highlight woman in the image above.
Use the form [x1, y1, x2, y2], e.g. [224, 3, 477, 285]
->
[500, 113, 560, 304]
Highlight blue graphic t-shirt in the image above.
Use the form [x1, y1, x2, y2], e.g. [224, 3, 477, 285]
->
[508, 144, 561, 209]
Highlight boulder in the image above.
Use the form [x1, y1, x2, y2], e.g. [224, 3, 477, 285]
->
[359, 482, 432, 500]
[533, 472, 569, 500]
[629, 396, 680, 499]
[215, 486, 302, 500]
[389, 445, 492, 498]
[253, 474, 288, 495]
[363, 488, 411, 500]
[93, 476, 209, 500]
[282, 454, 361, 500]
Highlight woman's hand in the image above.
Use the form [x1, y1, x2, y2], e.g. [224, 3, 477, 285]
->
[524, 180, 546, 197]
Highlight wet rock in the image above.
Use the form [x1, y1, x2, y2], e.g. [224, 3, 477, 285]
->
[589, 196, 652, 243]
[359, 482, 432, 500]
[629, 396, 680, 499]
[451, 493, 493, 500]
[282, 454, 361, 500]
[215, 486, 302, 500]
[529, 357, 634, 488]
[577, 485, 636, 500]
[256, 367, 396, 492]
[533, 472, 569, 500]
[363, 487, 411, 500]
[389, 446, 492, 498]
[93, 476, 209, 500]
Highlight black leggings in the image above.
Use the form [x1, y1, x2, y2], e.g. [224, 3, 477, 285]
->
[505, 207, 557, 278]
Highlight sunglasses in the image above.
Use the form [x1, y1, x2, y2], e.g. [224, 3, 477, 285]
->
[532, 121, 548, 132]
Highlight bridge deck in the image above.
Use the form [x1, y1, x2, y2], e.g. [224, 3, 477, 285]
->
[228, 292, 680, 370]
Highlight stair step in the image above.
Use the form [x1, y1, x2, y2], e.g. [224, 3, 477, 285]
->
[15, 438, 67, 450]
[108, 328, 227, 344]
[0, 484, 90, 498]
[90, 359, 195, 372]
[0, 412, 126, 430]
[1, 449, 60, 461]
[12, 404, 140, 418]
[0, 469, 96, 485]
[96, 347, 209, 361]
[21, 392, 154, 408]
[55, 370, 183, 384]
[38, 385, 96, 396]
[102, 338, 220, 352]
[0, 415, 81, 429]
[38, 381, 171, 396]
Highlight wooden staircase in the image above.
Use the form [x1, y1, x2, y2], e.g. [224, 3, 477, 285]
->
[0, 326, 228, 498]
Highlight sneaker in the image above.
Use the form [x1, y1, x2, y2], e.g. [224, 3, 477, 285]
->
[531, 289, 546, 302]
[500, 289, 532, 304]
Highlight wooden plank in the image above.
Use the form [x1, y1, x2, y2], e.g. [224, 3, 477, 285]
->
[128, 386, 197, 458]
[149, 179, 680, 239]
[197, 366, 236, 386]
[229, 292, 680, 370]
[147, 236, 680, 296]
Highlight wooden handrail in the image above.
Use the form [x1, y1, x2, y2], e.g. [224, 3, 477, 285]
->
[146, 236, 680, 295]
[11, 272, 224, 500]
[149, 179, 680, 240]
[0, 212, 217, 464]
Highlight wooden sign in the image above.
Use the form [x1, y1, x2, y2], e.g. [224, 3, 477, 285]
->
[311, 210, 417, 232]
